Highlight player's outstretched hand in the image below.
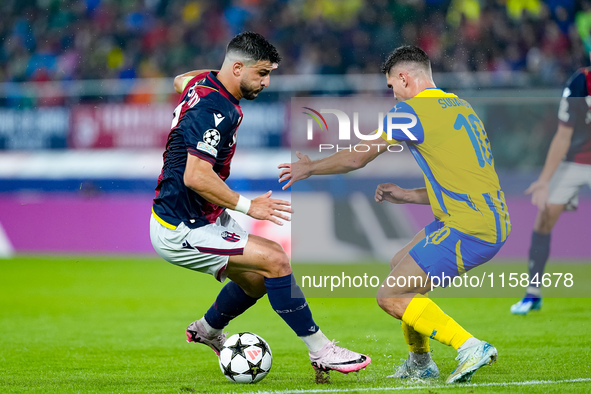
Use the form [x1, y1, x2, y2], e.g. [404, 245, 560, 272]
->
[375, 183, 409, 204]
[525, 179, 549, 211]
[248, 190, 291, 225]
[278, 151, 312, 190]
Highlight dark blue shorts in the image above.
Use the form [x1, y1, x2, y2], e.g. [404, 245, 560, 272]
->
[409, 220, 504, 282]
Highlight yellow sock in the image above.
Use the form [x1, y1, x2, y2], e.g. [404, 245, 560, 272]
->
[401, 294, 471, 350]
[402, 321, 430, 353]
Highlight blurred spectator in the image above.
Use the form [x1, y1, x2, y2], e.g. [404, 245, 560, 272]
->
[0, 0, 589, 87]
[506, 0, 542, 20]
[576, 1, 591, 54]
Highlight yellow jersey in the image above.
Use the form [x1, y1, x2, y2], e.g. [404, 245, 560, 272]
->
[381, 88, 511, 244]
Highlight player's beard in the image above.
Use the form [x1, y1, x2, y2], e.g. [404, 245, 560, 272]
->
[240, 80, 263, 100]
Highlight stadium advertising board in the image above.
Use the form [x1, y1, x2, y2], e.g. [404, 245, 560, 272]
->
[0, 108, 69, 149]
[69, 104, 174, 148]
[67, 102, 286, 149]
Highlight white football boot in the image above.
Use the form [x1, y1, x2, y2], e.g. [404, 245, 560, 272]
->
[186, 320, 227, 356]
[309, 340, 371, 374]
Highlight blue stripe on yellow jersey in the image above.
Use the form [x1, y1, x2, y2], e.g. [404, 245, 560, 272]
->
[381, 88, 511, 244]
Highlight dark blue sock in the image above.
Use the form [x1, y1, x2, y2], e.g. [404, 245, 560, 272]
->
[264, 274, 319, 337]
[204, 281, 259, 329]
[527, 231, 551, 295]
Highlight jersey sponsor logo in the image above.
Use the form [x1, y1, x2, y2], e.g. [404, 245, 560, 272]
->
[221, 231, 241, 242]
[203, 128, 221, 147]
[214, 113, 225, 127]
[197, 141, 218, 157]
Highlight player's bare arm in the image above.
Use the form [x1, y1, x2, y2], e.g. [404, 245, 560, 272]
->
[185, 154, 291, 225]
[375, 183, 429, 205]
[173, 70, 217, 93]
[525, 123, 574, 210]
[278, 139, 388, 190]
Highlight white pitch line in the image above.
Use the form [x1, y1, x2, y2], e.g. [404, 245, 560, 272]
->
[244, 378, 591, 394]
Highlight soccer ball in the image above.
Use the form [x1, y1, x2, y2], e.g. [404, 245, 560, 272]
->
[218, 332, 272, 383]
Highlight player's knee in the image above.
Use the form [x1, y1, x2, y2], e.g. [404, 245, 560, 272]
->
[534, 207, 560, 233]
[265, 242, 291, 277]
[376, 295, 388, 311]
[376, 287, 392, 307]
[533, 219, 554, 234]
[375, 295, 405, 320]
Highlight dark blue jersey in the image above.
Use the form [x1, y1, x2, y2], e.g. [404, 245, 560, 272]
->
[558, 67, 591, 164]
[153, 71, 243, 229]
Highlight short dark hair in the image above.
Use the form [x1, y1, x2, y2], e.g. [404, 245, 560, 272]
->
[226, 32, 281, 64]
[380, 45, 430, 74]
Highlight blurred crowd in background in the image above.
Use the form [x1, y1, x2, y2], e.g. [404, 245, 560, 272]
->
[1, 0, 590, 87]
[0, 0, 588, 169]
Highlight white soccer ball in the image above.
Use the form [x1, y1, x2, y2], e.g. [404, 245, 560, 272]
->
[218, 332, 272, 383]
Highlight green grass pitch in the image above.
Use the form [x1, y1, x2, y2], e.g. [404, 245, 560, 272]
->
[1, 256, 590, 393]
